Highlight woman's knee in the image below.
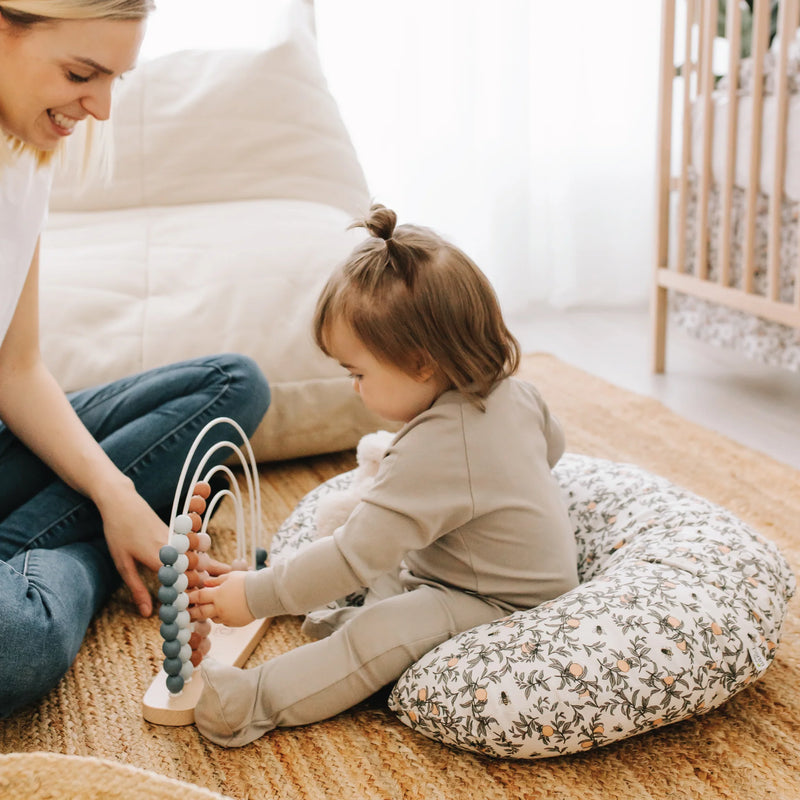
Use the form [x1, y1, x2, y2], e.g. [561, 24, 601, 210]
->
[0, 600, 81, 717]
[206, 353, 270, 436]
[0, 547, 107, 717]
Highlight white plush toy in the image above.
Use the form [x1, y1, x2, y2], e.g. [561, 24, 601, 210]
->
[315, 429, 395, 538]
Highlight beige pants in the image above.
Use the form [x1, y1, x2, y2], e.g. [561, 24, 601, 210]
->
[194, 573, 507, 747]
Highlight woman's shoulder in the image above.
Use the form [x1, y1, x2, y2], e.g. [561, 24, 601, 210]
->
[0, 148, 53, 207]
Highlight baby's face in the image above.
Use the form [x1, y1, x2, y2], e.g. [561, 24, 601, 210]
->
[325, 319, 442, 424]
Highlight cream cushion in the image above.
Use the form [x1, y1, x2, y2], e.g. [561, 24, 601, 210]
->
[39, 0, 388, 461]
[48, 2, 367, 215]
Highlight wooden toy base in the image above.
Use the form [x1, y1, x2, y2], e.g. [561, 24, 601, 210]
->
[142, 617, 272, 726]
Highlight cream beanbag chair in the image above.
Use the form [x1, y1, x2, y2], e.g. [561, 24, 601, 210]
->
[39, 0, 391, 462]
[270, 452, 795, 758]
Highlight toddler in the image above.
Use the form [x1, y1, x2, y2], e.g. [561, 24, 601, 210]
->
[189, 204, 578, 746]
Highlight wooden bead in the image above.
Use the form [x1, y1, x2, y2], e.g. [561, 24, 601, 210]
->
[193, 481, 212, 499]
[163, 657, 183, 676]
[186, 533, 200, 550]
[186, 551, 199, 570]
[160, 622, 179, 641]
[188, 495, 207, 514]
[188, 511, 202, 532]
[185, 570, 202, 588]
[173, 514, 192, 536]
[162, 639, 181, 659]
[174, 592, 189, 612]
[173, 553, 189, 573]
[158, 585, 178, 605]
[159, 545, 178, 566]
[157, 566, 178, 586]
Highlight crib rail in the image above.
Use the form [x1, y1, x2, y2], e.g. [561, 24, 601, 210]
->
[652, 0, 800, 372]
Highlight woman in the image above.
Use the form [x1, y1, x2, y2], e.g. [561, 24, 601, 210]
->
[0, 0, 270, 717]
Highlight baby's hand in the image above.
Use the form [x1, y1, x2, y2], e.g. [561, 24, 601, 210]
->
[188, 571, 255, 627]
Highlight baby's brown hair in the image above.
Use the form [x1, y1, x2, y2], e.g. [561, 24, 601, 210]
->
[313, 204, 520, 408]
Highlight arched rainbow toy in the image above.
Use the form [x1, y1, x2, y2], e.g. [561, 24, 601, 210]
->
[142, 417, 269, 726]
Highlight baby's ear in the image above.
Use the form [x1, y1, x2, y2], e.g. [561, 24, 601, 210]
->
[414, 352, 437, 382]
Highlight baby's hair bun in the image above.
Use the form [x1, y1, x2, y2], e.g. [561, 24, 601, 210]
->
[347, 202, 416, 285]
[362, 203, 397, 241]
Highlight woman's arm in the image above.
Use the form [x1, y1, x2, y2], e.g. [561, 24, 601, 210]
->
[0, 242, 164, 615]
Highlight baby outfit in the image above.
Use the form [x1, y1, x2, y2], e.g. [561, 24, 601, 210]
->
[195, 377, 578, 746]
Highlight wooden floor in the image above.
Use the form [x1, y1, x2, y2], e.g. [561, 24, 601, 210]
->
[508, 305, 800, 471]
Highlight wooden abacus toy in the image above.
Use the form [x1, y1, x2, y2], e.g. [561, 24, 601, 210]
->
[142, 417, 270, 726]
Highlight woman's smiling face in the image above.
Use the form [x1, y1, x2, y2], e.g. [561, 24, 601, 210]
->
[0, 15, 145, 150]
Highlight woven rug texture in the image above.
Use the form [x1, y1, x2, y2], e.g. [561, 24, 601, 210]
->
[0, 353, 798, 800]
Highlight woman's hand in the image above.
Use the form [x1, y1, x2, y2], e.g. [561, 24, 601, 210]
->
[98, 481, 233, 617]
[95, 480, 168, 617]
[188, 571, 256, 628]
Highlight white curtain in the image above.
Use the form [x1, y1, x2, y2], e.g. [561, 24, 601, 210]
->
[140, 0, 662, 313]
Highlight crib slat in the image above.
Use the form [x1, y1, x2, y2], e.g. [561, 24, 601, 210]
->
[652, 0, 677, 373]
[768, 0, 799, 302]
[695, 0, 717, 280]
[742, 0, 770, 294]
[656, 0, 677, 276]
[767, 0, 794, 301]
[676, 0, 697, 274]
[788, 0, 800, 311]
[718, 0, 741, 287]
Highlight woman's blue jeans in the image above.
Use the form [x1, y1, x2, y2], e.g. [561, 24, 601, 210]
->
[0, 354, 270, 718]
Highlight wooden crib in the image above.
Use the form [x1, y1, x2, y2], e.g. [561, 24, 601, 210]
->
[652, 0, 800, 372]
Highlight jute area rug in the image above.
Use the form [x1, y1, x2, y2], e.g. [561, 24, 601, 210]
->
[0, 353, 797, 800]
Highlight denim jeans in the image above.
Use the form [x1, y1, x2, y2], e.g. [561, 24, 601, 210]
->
[0, 353, 269, 717]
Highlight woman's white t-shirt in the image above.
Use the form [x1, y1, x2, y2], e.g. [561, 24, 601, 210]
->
[0, 151, 53, 345]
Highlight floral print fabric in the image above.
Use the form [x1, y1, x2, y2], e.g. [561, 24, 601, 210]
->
[271, 454, 795, 758]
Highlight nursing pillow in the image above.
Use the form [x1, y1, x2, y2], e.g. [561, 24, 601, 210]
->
[269, 452, 795, 758]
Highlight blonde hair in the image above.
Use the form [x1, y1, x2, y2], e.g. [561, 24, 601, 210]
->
[314, 204, 521, 409]
[0, 0, 154, 170]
